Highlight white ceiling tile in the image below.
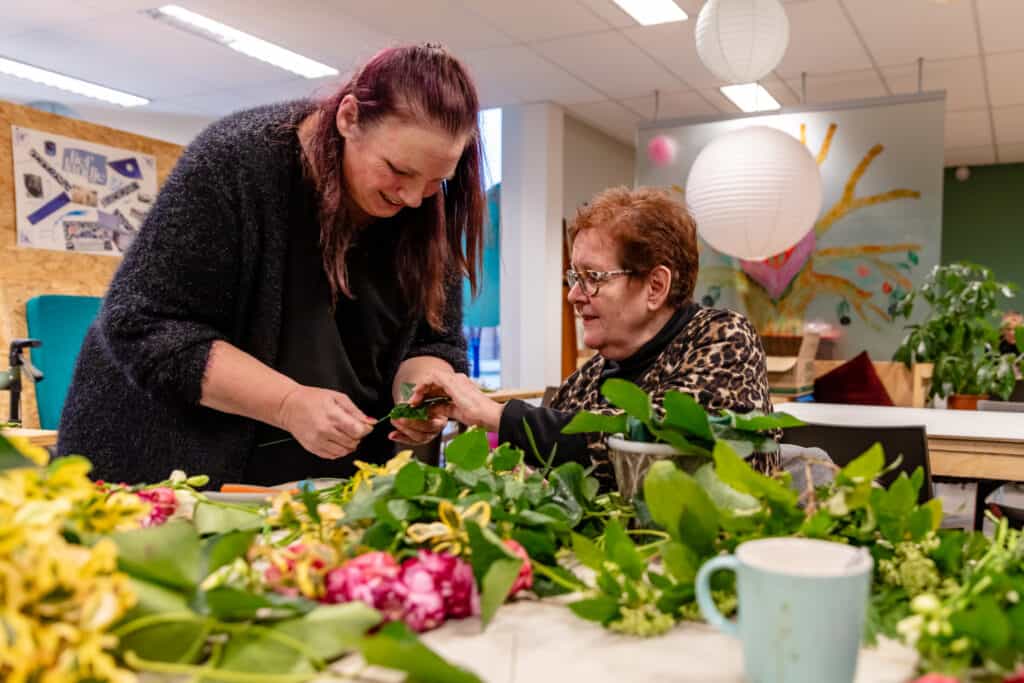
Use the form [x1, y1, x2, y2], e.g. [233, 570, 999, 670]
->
[460, 0, 611, 42]
[775, 0, 873, 77]
[992, 105, 1024, 144]
[944, 145, 996, 167]
[784, 69, 887, 105]
[0, 1, 117, 39]
[462, 46, 602, 106]
[621, 22, 725, 89]
[763, 76, 802, 107]
[564, 99, 641, 145]
[945, 109, 993, 149]
[325, 0, 516, 51]
[881, 57, 987, 111]
[842, 0, 979, 65]
[574, 0, 642, 28]
[157, 78, 330, 118]
[533, 30, 684, 98]
[997, 142, 1024, 164]
[985, 51, 1024, 107]
[976, 0, 1024, 54]
[620, 89, 720, 121]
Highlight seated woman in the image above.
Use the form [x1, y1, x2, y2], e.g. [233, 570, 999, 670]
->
[413, 186, 776, 486]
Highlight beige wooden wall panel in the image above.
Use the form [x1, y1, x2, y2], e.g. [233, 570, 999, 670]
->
[0, 100, 183, 428]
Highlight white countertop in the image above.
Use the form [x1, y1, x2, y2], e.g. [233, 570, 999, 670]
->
[776, 402, 1024, 442]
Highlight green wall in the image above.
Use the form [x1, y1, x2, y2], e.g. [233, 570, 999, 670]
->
[943, 163, 1024, 292]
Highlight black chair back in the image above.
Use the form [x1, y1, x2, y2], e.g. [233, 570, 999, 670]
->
[781, 423, 933, 503]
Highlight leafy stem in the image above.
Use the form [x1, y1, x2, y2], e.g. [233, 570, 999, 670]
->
[531, 560, 587, 593]
[122, 651, 340, 683]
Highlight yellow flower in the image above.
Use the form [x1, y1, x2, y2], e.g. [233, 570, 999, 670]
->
[349, 450, 414, 493]
[406, 499, 491, 556]
[5, 435, 49, 466]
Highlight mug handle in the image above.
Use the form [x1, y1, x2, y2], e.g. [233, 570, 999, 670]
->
[695, 555, 739, 638]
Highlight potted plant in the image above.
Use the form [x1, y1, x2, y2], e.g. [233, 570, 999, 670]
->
[892, 263, 1023, 409]
[561, 378, 803, 499]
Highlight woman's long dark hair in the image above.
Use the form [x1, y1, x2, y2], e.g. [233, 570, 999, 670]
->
[304, 44, 484, 329]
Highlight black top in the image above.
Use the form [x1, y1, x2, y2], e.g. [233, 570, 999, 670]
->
[58, 101, 467, 487]
[498, 302, 699, 463]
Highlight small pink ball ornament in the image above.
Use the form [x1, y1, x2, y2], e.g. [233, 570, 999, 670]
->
[647, 135, 677, 167]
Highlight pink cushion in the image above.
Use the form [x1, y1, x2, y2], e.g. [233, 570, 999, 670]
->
[813, 351, 894, 406]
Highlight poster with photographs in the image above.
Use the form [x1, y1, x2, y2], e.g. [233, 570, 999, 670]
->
[11, 125, 157, 255]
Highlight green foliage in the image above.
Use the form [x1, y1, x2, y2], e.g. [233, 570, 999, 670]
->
[892, 262, 1022, 399]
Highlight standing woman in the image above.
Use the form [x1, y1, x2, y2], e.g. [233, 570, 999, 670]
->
[59, 45, 484, 487]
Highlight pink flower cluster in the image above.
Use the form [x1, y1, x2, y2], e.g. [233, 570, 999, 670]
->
[324, 550, 479, 632]
[504, 539, 533, 596]
[136, 487, 177, 527]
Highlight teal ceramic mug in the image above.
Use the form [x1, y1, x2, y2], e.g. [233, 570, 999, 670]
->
[696, 537, 873, 683]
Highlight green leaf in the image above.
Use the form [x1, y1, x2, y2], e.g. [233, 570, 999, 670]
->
[882, 475, 917, 517]
[712, 441, 798, 510]
[362, 521, 398, 550]
[400, 382, 416, 402]
[838, 444, 886, 483]
[603, 518, 645, 580]
[906, 506, 934, 541]
[600, 379, 652, 423]
[386, 498, 418, 522]
[661, 391, 714, 441]
[192, 501, 264, 536]
[465, 520, 518, 586]
[561, 411, 628, 436]
[480, 558, 523, 627]
[395, 461, 426, 497]
[0, 434, 38, 471]
[644, 460, 719, 555]
[113, 578, 207, 664]
[801, 509, 835, 538]
[360, 621, 483, 683]
[729, 411, 805, 431]
[202, 529, 258, 578]
[445, 427, 489, 470]
[571, 532, 605, 571]
[1016, 326, 1024, 354]
[950, 596, 1011, 650]
[568, 596, 621, 624]
[693, 463, 760, 514]
[490, 443, 523, 471]
[110, 520, 200, 591]
[661, 541, 699, 584]
[202, 587, 317, 621]
[510, 528, 556, 564]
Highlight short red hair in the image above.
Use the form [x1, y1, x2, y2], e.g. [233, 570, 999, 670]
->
[569, 186, 699, 307]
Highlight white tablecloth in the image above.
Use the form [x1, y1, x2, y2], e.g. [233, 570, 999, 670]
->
[336, 597, 919, 683]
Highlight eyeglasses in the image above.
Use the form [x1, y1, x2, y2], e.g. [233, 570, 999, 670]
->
[565, 268, 633, 297]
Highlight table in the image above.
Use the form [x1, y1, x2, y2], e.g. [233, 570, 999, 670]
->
[334, 598, 917, 682]
[2, 427, 58, 448]
[777, 402, 1024, 482]
[483, 388, 547, 403]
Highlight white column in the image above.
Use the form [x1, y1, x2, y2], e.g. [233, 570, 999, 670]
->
[499, 103, 564, 390]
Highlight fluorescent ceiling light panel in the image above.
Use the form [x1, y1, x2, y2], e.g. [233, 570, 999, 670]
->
[720, 83, 781, 113]
[611, 0, 688, 25]
[0, 56, 149, 107]
[151, 5, 338, 79]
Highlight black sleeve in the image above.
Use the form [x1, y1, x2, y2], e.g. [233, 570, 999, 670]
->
[404, 272, 468, 374]
[95, 125, 242, 406]
[498, 399, 590, 466]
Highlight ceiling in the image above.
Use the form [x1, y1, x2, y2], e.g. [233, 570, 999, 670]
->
[1, 0, 1022, 166]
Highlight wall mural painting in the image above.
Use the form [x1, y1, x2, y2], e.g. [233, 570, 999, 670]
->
[637, 95, 945, 359]
[692, 123, 923, 336]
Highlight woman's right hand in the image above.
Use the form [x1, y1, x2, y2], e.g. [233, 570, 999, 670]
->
[277, 386, 376, 460]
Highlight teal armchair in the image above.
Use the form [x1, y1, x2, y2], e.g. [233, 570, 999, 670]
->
[25, 295, 103, 429]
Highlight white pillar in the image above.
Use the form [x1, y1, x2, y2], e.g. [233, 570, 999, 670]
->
[499, 103, 564, 390]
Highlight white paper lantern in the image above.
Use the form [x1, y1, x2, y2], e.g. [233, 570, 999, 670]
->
[685, 126, 823, 260]
[696, 0, 790, 84]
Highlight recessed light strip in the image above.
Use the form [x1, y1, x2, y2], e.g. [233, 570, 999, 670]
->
[151, 5, 338, 79]
[0, 56, 149, 107]
[720, 83, 781, 113]
[611, 0, 688, 26]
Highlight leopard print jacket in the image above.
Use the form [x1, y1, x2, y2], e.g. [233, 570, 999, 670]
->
[550, 306, 778, 486]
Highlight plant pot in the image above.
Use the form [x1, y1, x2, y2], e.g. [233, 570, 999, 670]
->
[947, 393, 989, 410]
[606, 435, 709, 500]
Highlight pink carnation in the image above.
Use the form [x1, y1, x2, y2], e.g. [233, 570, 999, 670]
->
[910, 675, 959, 683]
[325, 552, 405, 621]
[504, 539, 533, 596]
[399, 558, 447, 632]
[137, 487, 177, 527]
[402, 550, 479, 623]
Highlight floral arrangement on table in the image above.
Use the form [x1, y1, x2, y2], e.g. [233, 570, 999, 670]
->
[4, 376, 1024, 683]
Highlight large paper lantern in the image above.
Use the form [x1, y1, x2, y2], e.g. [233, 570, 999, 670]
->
[696, 0, 790, 84]
[685, 126, 822, 260]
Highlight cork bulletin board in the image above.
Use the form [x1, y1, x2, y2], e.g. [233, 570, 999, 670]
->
[0, 99, 183, 428]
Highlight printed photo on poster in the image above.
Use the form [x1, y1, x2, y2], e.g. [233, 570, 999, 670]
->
[11, 125, 157, 255]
